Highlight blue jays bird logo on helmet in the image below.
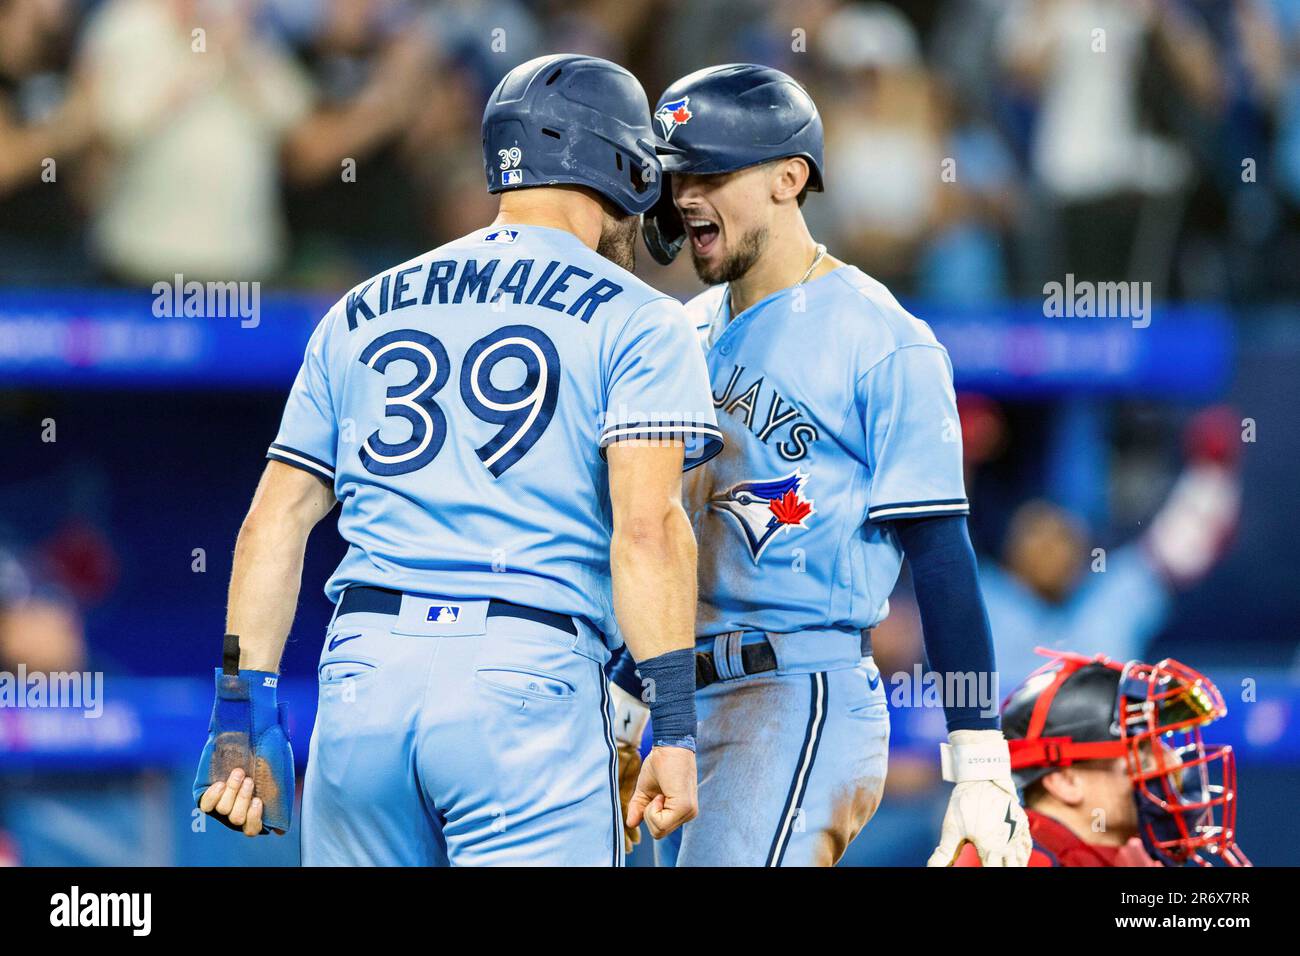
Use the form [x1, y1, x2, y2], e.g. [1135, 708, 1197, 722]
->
[710, 471, 815, 563]
[654, 96, 694, 140]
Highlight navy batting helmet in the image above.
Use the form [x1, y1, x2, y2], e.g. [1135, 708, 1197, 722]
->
[482, 54, 665, 216]
[642, 63, 825, 264]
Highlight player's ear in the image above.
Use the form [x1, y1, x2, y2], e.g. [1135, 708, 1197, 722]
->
[1039, 767, 1087, 807]
[770, 157, 810, 204]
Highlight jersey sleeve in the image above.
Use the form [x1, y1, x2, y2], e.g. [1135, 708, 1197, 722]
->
[266, 315, 337, 484]
[599, 296, 723, 471]
[860, 344, 969, 522]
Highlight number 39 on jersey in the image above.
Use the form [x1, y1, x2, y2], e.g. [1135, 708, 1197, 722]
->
[356, 325, 559, 478]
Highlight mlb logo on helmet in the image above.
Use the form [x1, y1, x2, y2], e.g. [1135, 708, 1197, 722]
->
[654, 96, 693, 140]
[502, 169, 523, 185]
[427, 604, 462, 624]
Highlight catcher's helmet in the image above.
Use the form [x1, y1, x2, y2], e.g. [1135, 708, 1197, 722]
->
[482, 54, 665, 216]
[1005, 648, 1249, 867]
[642, 63, 825, 264]
[1003, 658, 1123, 793]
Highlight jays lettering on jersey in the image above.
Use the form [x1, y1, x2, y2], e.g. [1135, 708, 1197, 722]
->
[685, 265, 968, 638]
[267, 225, 721, 641]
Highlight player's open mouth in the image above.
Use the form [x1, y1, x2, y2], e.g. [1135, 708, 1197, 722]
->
[685, 218, 720, 255]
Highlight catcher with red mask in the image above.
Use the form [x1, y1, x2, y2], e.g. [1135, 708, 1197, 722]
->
[955, 648, 1249, 867]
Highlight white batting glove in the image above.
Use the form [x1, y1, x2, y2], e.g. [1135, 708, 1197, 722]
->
[927, 729, 1032, 867]
[610, 683, 651, 853]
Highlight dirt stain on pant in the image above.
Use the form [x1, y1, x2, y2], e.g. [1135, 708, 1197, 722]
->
[813, 777, 886, 866]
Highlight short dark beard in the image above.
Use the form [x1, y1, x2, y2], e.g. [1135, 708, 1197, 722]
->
[690, 224, 768, 285]
[596, 213, 638, 271]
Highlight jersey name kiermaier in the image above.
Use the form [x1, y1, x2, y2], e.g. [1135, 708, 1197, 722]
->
[685, 265, 967, 638]
[269, 224, 722, 640]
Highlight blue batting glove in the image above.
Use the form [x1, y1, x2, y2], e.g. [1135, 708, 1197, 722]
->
[193, 666, 294, 834]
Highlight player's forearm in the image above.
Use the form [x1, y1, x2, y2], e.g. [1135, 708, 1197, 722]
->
[224, 462, 335, 672]
[611, 503, 698, 662]
[225, 512, 311, 673]
[610, 502, 699, 751]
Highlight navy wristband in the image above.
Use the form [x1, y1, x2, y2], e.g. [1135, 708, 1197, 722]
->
[636, 647, 697, 742]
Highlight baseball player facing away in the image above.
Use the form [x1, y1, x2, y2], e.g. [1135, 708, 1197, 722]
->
[191, 53, 723, 866]
[610, 64, 1033, 867]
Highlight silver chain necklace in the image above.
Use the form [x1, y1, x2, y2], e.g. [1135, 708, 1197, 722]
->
[724, 243, 828, 323]
[797, 243, 828, 285]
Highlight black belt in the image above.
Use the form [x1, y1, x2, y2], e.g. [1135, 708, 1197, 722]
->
[695, 631, 872, 689]
[337, 586, 577, 636]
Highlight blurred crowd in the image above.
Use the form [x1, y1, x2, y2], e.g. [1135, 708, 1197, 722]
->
[3, 0, 1300, 301]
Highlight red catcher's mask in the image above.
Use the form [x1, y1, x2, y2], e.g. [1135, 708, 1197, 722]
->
[1006, 649, 1249, 867]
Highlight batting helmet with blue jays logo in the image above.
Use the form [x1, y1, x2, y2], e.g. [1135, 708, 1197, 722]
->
[642, 63, 826, 264]
[482, 54, 669, 216]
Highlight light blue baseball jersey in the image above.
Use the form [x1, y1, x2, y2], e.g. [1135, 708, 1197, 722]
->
[685, 265, 967, 638]
[268, 224, 722, 641]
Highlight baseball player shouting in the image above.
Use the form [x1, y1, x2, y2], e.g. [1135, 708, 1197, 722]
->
[192, 53, 722, 866]
[611, 64, 1031, 867]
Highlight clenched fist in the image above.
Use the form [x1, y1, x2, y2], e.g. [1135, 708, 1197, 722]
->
[626, 744, 699, 840]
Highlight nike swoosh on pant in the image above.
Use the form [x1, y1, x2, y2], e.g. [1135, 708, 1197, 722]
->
[328, 633, 362, 651]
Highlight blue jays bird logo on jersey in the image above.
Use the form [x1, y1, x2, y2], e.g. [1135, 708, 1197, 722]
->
[655, 97, 693, 140]
[710, 471, 815, 563]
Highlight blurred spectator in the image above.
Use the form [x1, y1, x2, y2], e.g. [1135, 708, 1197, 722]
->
[77, 0, 314, 283]
[541, 0, 649, 65]
[1274, 0, 1300, 206]
[998, 0, 1223, 291]
[0, 544, 91, 872]
[0, 0, 95, 283]
[0, 543, 89, 674]
[1150, 0, 1283, 301]
[929, 0, 1013, 121]
[0, 594, 87, 674]
[981, 407, 1242, 688]
[1257, 0, 1300, 296]
[732, 0, 842, 79]
[414, 0, 543, 93]
[814, 2, 946, 290]
[279, 0, 449, 282]
[916, 95, 1020, 304]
